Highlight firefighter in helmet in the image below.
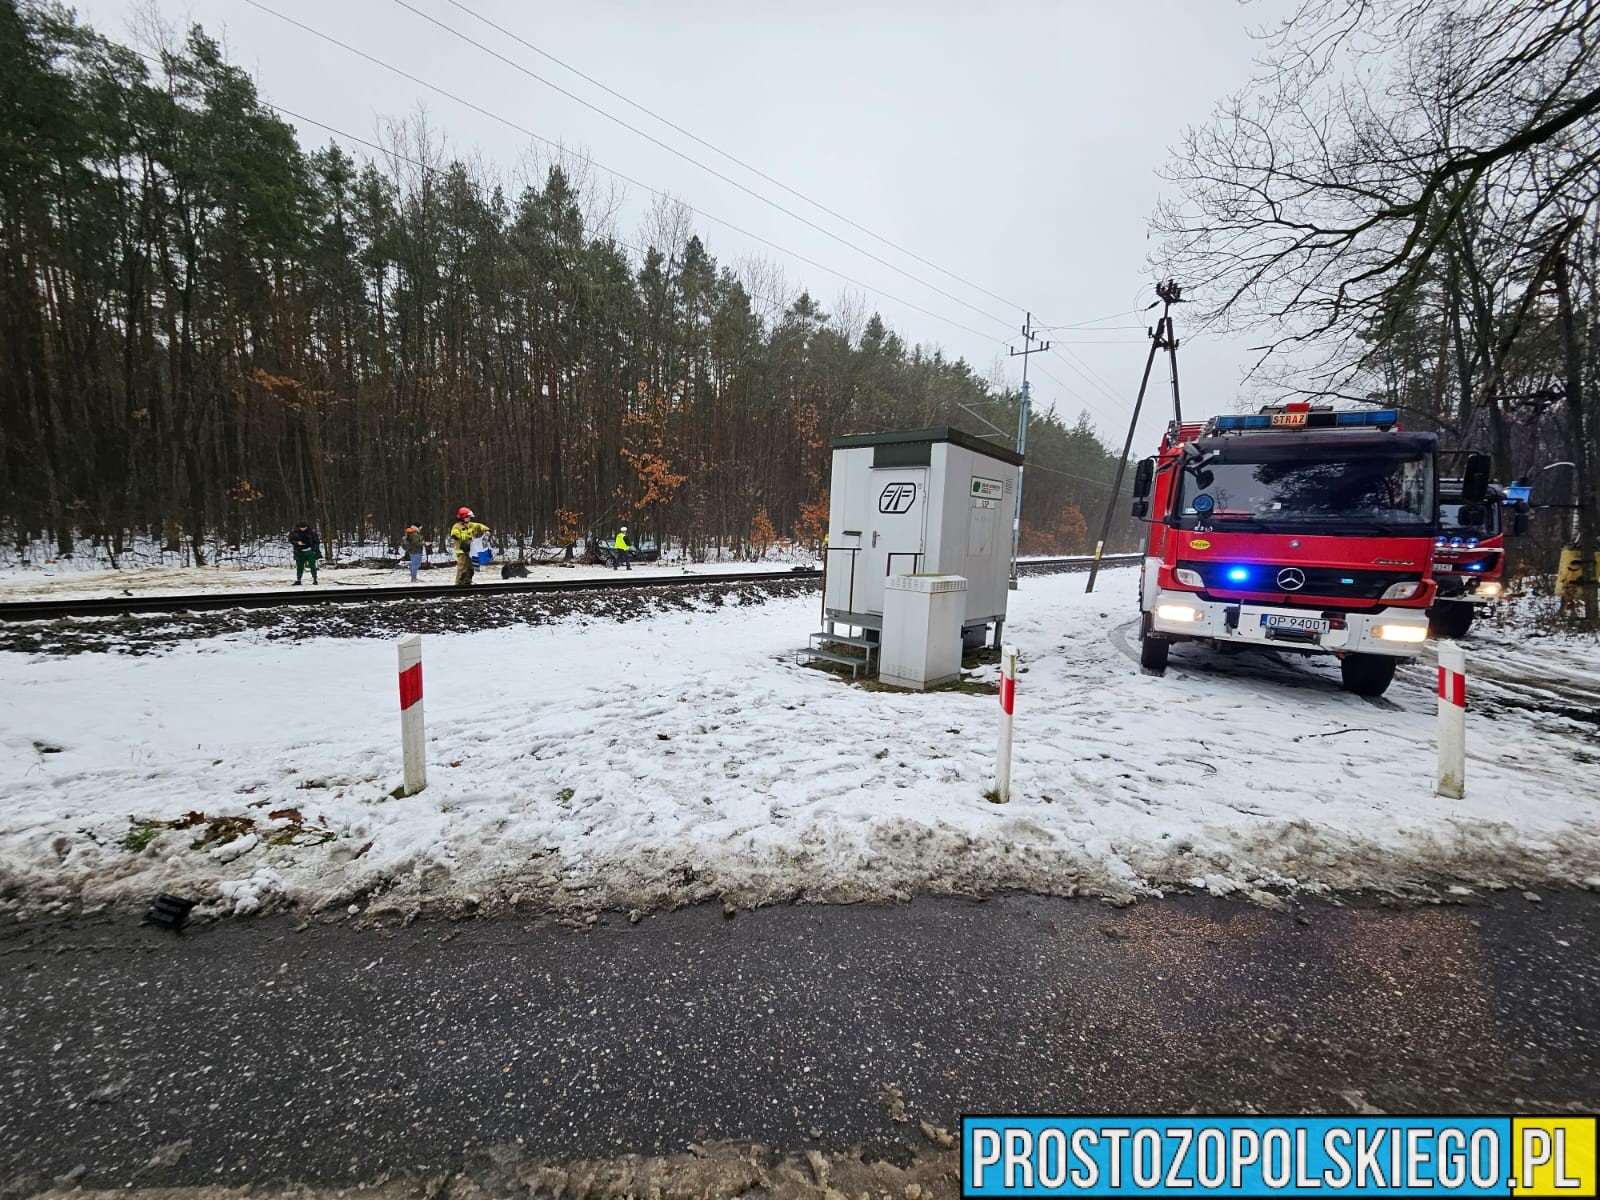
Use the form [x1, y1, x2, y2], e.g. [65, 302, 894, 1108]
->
[449, 507, 490, 587]
[612, 524, 632, 571]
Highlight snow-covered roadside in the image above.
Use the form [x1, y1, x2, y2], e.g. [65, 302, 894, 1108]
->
[1, 567, 1597, 921]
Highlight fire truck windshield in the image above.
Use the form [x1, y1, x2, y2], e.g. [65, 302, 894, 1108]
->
[1176, 453, 1434, 535]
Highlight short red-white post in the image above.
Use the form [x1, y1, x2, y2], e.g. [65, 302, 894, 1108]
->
[1436, 641, 1466, 799]
[993, 644, 1018, 803]
[397, 634, 426, 796]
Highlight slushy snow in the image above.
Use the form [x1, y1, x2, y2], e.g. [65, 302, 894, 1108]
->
[1, 567, 1596, 919]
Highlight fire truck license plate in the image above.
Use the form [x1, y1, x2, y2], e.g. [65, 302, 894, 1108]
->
[1261, 614, 1331, 634]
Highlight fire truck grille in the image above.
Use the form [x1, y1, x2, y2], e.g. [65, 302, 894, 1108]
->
[1176, 560, 1419, 600]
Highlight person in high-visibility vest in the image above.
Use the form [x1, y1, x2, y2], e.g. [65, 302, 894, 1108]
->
[612, 525, 632, 571]
[449, 507, 490, 587]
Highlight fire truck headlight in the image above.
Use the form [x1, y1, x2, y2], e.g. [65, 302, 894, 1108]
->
[1375, 624, 1428, 643]
[1157, 603, 1203, 623]
[1380, 581, 1422, 601]
[1174, 568, 1203, 587]
[1479, 581, 1503, 599]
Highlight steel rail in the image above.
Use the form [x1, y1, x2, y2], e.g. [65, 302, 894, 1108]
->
[0, 555, 1141, 623]
[0, 568, 821, 623]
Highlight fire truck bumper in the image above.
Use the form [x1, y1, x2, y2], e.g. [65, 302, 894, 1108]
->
[1149, 590, 1430, 656]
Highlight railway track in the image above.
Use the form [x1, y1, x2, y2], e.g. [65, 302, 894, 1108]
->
[1017, 554, 1139, 575]
[0, 567, 820, 623]
[0, 554, 1140, 624]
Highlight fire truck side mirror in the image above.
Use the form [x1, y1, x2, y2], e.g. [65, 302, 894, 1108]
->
[1461, 454, 1492, 503]
[1132, 457, 1155, 500]
[1130, 499, 1150, 519]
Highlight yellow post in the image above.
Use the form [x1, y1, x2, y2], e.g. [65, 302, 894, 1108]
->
[1556, 547, 1600, 610]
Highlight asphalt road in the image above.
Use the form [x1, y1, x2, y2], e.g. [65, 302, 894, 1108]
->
[2, 891, 1597, 1192]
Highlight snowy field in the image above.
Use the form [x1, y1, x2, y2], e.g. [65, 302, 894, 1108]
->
[1, 567, 1597, 921]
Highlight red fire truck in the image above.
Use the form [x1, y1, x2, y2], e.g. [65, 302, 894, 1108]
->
[1127, 403, 1486, 696]
[1428, 478, 1526, 638]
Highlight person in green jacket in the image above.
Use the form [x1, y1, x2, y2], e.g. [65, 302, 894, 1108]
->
[612, 525, 632, 571]
[402, 524, 425, 582]
[449, 507, 490, 586]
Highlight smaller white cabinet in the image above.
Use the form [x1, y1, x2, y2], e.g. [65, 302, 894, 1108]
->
[878, 574, 968, 691]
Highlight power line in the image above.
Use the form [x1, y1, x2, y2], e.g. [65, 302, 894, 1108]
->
[1030, 362, 1127, 433]
[1025, 460, 1121, 491]
[277, 106, 1129, 470]
[371, 0, 1018, 333]
[136, 50, 1130, 488]
[246, 99, 833, 320]
[1049, 344, 1126, 410]
[436, 0, 1035, 320]
[238, 0, 1007, 346]
[258, 115, 1125, 492]
[1035, 309, 1144, 331]
[1055, 343, 1124, 400]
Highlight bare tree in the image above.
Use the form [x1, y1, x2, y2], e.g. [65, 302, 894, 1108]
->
[1154, 0, 1600, 379]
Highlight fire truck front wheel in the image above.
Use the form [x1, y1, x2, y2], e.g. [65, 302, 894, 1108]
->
[1139, 620, 1170, 674]
[1340, 652, 1397, 697]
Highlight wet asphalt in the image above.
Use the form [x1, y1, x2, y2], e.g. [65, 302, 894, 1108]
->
[2, 891, 1598, 1190]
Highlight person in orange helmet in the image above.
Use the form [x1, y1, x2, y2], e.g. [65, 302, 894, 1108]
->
[402, 523, 425, 582]
[448, 507, 490, 587]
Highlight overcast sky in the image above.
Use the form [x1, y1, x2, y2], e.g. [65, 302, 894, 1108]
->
[75, 0, 1287, 449]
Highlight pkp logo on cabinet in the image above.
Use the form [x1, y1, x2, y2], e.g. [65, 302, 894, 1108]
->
[879, 482, 918, 514]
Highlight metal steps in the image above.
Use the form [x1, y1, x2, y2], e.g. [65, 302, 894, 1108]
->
[800, 630, 878, 679]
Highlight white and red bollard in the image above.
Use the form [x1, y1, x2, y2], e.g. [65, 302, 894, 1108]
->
[397, 633, 426, 796]
[993, 645, 1018, 803]
[1436, 642, 1466, 799]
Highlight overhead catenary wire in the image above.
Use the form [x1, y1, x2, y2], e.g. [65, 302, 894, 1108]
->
[236, 99, 813, 319]
[1049, 344, 1128, 411]
[1022, 461, 1123, 491]
[435, 0, 1036, 320]
[236, 1, 1008, 347]
[354, 0, 1021, 333]
[1034, 309, 1145, 331]
[264, 109, 1125, 497]
[1030, 361, 1128, 433]
[131, 50, 1134, 512]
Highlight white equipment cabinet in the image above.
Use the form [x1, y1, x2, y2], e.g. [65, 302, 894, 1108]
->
[878, 574, 968, 690]
[822, 427, 1022, 647]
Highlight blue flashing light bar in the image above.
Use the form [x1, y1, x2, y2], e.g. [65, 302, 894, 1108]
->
[1335, 409, 1398, 425]
[1212, 408, 1399, 432]
[1226, 566, 1251, 582]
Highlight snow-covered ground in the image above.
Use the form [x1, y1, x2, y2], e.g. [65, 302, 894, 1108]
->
[2, 567, 1596, 921]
